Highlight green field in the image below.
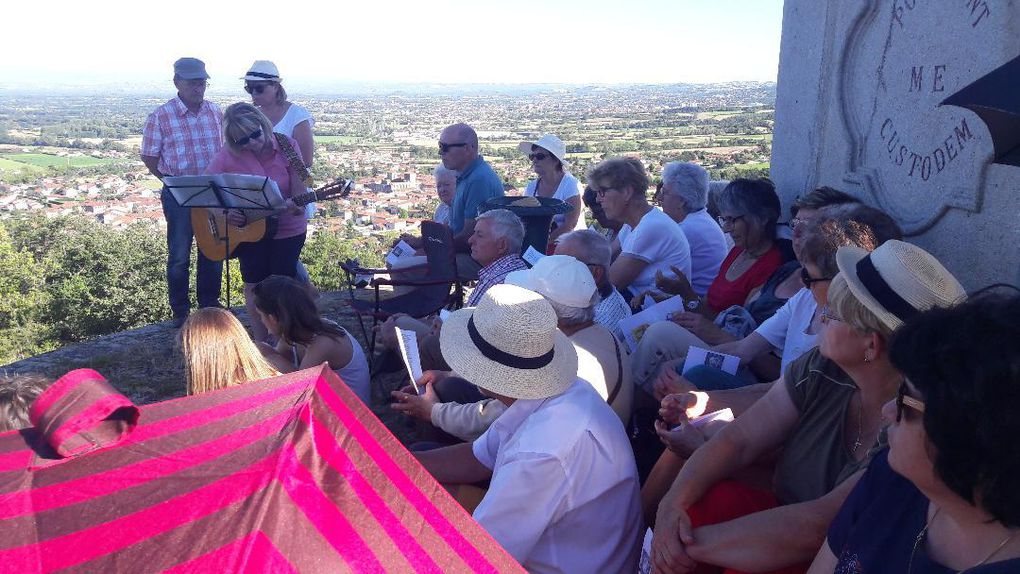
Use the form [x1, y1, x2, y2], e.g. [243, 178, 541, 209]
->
[0, 153, 121, 168]
[0, 157, 44, 173]
[314, 135, 361, 144]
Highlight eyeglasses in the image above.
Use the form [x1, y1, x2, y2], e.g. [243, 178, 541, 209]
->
[595, 187, 618, 198]
[896, 380, 926, 423]
[801, 267, 833, 286]
[438, 142, 469, 154]
[790, 217, 808, 228]
[820, 304, 843, 323]
[717, 214, 746, 227]
[181, 79, 208, 88]
[244, 82, 274, 95]
[234, 128, 263, 146]
[528, 152, 549, 162]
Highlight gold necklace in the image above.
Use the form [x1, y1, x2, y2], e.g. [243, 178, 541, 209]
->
[908, 506, 1020, 573]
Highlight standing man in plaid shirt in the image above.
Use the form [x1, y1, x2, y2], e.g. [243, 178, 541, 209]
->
[141, 57, 224, 327]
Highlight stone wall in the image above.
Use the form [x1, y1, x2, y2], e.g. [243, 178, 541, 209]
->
[772, 0, 1019, 289]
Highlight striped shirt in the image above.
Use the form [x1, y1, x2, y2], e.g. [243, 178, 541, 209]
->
[141, 97, 222, 176]
[466, 254, 528, 307]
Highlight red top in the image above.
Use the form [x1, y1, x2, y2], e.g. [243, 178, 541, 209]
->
[706, 245, 784, 314]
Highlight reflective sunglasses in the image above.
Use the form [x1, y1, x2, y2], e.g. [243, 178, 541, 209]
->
[896, 380, 926, 423]
[244, 83, 273, 95]
[528, 152, 549, 162]
[438, 142, 468, 154]
[801, 267, 833, 286]
[234, 128, 263, 146]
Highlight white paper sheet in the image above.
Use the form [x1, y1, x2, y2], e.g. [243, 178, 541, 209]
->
[616, 295, 687, 352]
[385, 240, 418, 266]
[394, 327, 424, 394]
[522, 245, 546, 267]
[682, 346, 741, 376]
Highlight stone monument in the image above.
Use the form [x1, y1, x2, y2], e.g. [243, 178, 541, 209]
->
[771, 1, 1019, 288]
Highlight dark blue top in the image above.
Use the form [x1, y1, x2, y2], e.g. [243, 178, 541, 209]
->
[828, 448, 1020, 573]
[449, 155, 504, 234]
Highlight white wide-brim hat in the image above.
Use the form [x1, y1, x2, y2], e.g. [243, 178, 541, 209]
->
[440, 284, 577, 400]
[835, 239, 966, 331]
[518, 134, 568, 167]
[505, 254, 596, 309]
[242, 60, 281, 82]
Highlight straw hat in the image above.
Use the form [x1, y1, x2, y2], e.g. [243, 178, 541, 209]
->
[505, 254, 596, 309]
[242, 60, 281, 82]
[440, 284, 577, 400]
[835, 239, 966, 331]
[518, 134, 568, 167]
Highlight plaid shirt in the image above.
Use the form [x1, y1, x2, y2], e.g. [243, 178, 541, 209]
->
[466, 254, 528, 307]
[141, 97, 222, 176]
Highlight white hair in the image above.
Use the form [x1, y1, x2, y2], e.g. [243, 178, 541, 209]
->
[434, 164, 458, 180]
[476, 208, 524, 253]
[557, 229, 611, 269]
[661, 162, 709, 212]
[546, 292, 599, 327]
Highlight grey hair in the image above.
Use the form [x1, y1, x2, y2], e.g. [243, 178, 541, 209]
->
[557, 229, 611, 269]
[476, 208, 525, 253]
[661, 162, 709, 211]
[546, 291, 599, 327]
[434, 164, 458, 180]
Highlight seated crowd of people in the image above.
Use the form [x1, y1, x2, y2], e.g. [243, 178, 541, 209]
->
[3, 120, 1019, 574]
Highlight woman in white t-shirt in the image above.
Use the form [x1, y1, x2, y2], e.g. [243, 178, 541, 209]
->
[518, 134, 585, 244]
[243, 60, 314, 167]
[589, 156, 692, 300]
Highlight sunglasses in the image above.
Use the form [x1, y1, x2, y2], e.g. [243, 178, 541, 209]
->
[438, 142, 468, 154]
[234, 128, 262, 146]
[244, 83, 273, 95]
[529, 152, 549, 162]
[896, 380, 926, 423]
[801, 267, 833, 286]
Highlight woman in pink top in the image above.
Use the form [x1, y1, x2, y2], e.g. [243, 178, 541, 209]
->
[205, 102, 307, 341]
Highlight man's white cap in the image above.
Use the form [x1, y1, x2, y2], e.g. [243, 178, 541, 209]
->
[505, 254, 596, 308]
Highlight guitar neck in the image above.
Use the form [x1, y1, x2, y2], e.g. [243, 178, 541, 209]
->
[291, 179, 351, 206]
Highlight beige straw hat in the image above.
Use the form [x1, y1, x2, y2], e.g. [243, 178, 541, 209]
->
[440, 284, 578, 400]
[835, 239, 966, 331]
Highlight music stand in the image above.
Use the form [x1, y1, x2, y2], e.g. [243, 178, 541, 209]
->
[163, 174, 285, 311]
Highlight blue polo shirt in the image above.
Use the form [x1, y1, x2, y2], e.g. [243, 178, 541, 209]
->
[449, 155, 504, 234]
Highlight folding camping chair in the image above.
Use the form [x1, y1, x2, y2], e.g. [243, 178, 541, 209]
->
[341, 221, 465, 365]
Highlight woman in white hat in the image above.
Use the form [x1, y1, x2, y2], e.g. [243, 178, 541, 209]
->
[518, 134, 586, 244]
[650, 240, 966, 574]
[243, 60, 314, 168]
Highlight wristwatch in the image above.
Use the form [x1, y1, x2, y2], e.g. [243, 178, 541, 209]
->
[685, 298, 700, 311]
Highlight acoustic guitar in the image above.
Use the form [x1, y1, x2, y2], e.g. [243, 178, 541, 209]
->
[192, 178, 353, 261]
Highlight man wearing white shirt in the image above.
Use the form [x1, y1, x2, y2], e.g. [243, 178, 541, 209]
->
[414, 284, 642, 573]
[658, 162, 728, 297]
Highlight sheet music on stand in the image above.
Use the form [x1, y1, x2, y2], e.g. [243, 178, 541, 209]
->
[394, 327, 424, 394]
[162, 173, 284, 211]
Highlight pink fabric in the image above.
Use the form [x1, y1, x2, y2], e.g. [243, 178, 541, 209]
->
[161, 533, 298, 574]
[141, 97, 222, 176]
[205, 134, 307, 239]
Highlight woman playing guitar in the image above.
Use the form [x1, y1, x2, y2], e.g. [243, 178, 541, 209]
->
[205, 102, 309, 342]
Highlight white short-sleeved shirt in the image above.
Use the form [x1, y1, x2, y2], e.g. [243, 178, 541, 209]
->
[524, 173, 585, 231]
[678, 209, 729, 296]
[618, 207, 692, 297]
[272, 103, 314, 137]
[472, 379, 642, 574]
[755, 288, 820, 374]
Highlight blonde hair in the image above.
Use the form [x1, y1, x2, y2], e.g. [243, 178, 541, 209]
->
[828, 273, 894, 339]
[222, 102, 275, 154]
[179, 308, 279, 395]
[0, 373, 52, 432]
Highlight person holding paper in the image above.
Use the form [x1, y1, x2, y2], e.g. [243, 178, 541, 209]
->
[205, 102, 307, 342]
[141, 57, 224, 328]
[649, 241, 965, 574]
[590, 157, 692, 301]
[252, 276, 370, 403]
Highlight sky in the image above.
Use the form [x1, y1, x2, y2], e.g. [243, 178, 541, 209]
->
[2, 0, 784, 88]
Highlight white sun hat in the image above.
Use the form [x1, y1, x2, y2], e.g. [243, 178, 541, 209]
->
[242, 60, 281, 82]
[518, 134, 568, 167]
[504, 254, 597, 309]
[439, 284, 578, 400]
[835, 239, 966, 331]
